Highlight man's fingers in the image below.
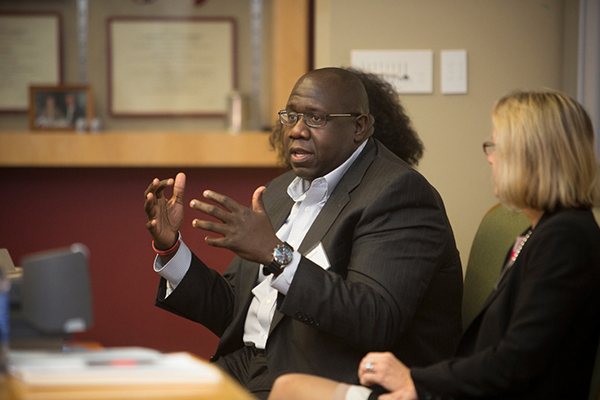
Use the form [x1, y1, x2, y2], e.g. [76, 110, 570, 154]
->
[202, 190, 241, 213]
[144, 177, 173, 199]
[144, 192, 155, 213]
[145, 219, 157, 231]
[192, 218, 228, 236]
[204, 235, 227, 248]
[144, 178, 172, 216]
[155, 178, 174, 198]
[190, 198, 234, 223]
[143, 178, 159, 198]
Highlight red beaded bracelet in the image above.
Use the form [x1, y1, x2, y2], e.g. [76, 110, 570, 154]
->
[152, 239, 180, 256]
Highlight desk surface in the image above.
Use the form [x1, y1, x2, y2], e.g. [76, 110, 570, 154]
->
[1, 353, 256, 400]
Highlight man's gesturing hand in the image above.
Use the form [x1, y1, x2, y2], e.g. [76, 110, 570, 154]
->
[144, 172, 186, 250]
[190, 186, 281, 265]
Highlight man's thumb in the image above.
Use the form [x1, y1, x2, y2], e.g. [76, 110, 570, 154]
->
[252, 186, 267, 213]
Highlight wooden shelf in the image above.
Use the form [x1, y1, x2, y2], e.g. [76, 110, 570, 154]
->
[0, 131, 280, 167]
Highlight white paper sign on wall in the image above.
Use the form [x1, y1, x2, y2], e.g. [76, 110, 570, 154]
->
[351, 50, 433, 94]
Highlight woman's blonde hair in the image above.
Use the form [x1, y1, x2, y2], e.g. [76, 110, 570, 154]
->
[492, 91, 599, 212]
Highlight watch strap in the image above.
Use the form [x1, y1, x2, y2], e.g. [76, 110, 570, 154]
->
[263, 242, 294, 277]
[263, 260, 285, 277]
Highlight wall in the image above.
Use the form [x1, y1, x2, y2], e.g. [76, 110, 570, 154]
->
[315, 0, 579, 269]
[0, 167, 282, 359]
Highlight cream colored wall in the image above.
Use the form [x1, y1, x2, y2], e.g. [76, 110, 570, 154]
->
[315, 0, 578, 271]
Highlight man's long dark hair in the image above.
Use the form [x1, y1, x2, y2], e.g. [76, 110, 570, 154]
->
[269, 67, 424, 168]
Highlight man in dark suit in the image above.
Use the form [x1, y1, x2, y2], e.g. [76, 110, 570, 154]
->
[64, 93, 87, 127]
[144, 67, 463, 400]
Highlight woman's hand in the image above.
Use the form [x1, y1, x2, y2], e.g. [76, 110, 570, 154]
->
[359, 352, 417, 399]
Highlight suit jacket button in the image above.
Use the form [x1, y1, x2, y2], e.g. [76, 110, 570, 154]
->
[296, 311, 303, 319]
[314, 320, 320, 326]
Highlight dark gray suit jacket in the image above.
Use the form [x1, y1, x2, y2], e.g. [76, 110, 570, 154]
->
[411, 208, 600, 399]
[156, 138, 463, 386]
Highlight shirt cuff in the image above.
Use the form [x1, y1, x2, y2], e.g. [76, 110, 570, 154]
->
[153, 237, 192, 295]
[270, 250, 301, 295]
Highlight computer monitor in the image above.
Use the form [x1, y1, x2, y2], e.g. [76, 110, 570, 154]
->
[20, 244, 94, 335]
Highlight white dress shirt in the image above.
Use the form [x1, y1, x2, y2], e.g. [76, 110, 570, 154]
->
[154, 140, 367, 349]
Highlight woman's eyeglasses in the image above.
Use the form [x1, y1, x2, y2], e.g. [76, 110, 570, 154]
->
[482, 141, 496, 156]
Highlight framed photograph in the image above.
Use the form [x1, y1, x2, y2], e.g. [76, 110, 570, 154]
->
[29, 85, 94, 131]
[107, 17, 237, 117]
[0, 12, 62, 112]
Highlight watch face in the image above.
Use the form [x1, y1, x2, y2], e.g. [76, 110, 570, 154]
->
[273, 244, 293, 265]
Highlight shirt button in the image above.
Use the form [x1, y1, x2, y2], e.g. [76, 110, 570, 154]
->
[263, 335, 268, 340]
[305, 206, 310, 212]
[266, 300, 272, 305]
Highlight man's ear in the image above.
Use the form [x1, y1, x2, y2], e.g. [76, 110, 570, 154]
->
[354, 114, 375, 143]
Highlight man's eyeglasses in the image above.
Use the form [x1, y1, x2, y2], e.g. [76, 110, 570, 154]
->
[483, 141, 496, 156]
[278, 110, 361, 128]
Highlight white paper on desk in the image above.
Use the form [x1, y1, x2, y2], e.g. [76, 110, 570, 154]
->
[8, 347, 222, 386]
[306, 242, 330, 270]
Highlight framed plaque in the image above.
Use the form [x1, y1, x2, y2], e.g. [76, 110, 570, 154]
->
[107, 17, 237, 117]
[29, 85, 94, 131]
[0, 12, 62, 112]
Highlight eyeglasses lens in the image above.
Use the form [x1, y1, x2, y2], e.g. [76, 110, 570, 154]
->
[279, 111, 327, 128]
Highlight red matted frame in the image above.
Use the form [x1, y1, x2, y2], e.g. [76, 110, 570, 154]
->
[0, 12, 63, 113]
[107, 16, 237, 118]
[29, 85, 94, 131]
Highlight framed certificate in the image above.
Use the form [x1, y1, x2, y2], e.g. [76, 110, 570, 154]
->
[107, 17, 237, 117]
[0, 12, 62, 112]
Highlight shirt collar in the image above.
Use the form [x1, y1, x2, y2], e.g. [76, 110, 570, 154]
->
[287, 139, 369, 203]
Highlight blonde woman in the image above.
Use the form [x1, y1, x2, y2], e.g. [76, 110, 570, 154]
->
[268, 91, 600, 400]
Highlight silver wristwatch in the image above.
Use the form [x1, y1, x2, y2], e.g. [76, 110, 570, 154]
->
[263, 242, 294, 277]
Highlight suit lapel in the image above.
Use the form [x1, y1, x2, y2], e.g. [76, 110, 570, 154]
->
[477, 263, 512, 313]
[220, 173, 297, 344]
[253, 172, 295, 299]
[297, 190, 350, 254]
[298, 139, 378, 254]
[264, 170, 296, 231]
[459, 260, 515, 352]
[474, 222, 537, 318]
[270, 139, 378, 333]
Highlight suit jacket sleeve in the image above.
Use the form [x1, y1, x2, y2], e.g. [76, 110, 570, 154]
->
[155, 252, 239, 338]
